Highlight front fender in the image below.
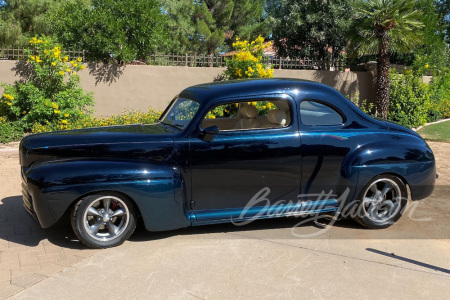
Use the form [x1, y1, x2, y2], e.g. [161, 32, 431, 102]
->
[341, 139, 435, 200]
[26, 159, 190, 230]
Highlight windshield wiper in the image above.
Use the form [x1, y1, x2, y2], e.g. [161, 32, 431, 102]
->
[160, 121, 184, 130]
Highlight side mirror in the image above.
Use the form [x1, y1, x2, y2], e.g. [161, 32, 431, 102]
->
[201, 125, 219, 142]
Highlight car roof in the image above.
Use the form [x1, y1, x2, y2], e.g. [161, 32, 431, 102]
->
[179, 78, 338, 104]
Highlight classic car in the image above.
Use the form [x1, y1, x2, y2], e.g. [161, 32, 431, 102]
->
[19, 78, 436, 248]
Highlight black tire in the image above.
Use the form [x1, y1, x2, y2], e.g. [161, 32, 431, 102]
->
[71, 193, 137, 248]
[354, 174, 407, 229]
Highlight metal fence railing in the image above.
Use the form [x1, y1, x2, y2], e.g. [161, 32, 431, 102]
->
[0, 48, 86, 61]
[144, 53, 348, 70]
[266, 56, 347, 71]
[146, 54, 227, 67]
[0, 48, 348, 71]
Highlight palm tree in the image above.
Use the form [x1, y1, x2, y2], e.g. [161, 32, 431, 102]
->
[348, 0, 424, 118]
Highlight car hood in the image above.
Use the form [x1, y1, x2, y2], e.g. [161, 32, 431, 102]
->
[20, 123, 176, 167]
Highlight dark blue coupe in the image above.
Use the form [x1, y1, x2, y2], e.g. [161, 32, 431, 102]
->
[19, 78, 436, 248]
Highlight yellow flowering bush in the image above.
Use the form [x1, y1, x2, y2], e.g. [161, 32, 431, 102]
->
[0, 35, 93, 137]
[223, 36, 274, 80]
[32, 107, 161, 133]
[205, 103, 239, 119]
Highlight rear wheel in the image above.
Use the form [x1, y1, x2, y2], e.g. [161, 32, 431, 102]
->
[71, 193, 137, 248]
[354, 175, 407, 229]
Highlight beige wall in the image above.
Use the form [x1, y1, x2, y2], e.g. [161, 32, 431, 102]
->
[0, 61, 375, 116]
[274, 69, 374, 104]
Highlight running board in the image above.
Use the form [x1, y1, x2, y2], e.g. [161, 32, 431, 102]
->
[191, 199, 340, 226]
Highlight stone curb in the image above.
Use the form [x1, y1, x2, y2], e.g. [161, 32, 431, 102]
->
[0, 148, 18, 156]
[412, 118, 450, 132]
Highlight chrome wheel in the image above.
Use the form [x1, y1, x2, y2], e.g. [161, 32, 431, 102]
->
[362, 178, 402, 223]
[82, 195, 130, 241]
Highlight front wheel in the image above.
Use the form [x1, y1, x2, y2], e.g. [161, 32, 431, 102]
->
[354, 175, 407, 229]
[71, 193, 137, 248]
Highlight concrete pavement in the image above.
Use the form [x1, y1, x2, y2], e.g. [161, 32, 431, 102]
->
[8, 230, 450, 299]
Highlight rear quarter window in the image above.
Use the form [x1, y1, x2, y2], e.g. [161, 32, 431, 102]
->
[300, 100, 344, 126]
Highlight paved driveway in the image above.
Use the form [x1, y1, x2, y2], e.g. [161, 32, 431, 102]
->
[0, 151, 100, 298]
[0, 142, 449, 299]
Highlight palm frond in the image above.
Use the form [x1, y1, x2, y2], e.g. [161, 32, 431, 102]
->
[347, 0, 424, 57]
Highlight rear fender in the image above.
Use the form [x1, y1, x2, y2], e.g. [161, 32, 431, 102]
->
[341, 141, 435, 201]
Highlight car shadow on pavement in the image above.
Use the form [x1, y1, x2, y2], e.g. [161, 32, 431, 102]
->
[0, 195, 87, 250]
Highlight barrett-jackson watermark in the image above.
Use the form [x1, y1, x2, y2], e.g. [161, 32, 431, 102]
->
[231, 187, 432, 238]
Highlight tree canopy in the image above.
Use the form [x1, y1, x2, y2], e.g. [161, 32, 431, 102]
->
[438, 0, 450, 43]
[0, 0, 56, 47]
[163, 0, 269, 54]
[0, 0, 449, 66]
[45, 0, 169, 62]
[413, 0, 449, 71]
[267, 0, 352, 60]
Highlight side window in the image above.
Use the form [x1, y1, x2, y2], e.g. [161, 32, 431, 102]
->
[201, 99, 291, 131]
[300, 100, 343, 126]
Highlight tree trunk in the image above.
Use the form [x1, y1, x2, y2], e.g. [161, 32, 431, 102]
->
[376, 34, 390, 119]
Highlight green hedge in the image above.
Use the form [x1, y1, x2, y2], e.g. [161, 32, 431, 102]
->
[387, 69, 450, 128]
[0, 120, 24, 143]
[388, 70, 431, 128]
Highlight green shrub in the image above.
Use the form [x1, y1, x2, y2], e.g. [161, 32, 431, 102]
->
[0, 36, 94, 132]
[429, 68, 450, 119]
[388, 70, 431, 128]
[0, 118, 23, 143]
[349, 92, 375, 116]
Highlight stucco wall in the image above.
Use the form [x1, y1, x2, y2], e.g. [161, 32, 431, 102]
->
[0, 60, 375, 116]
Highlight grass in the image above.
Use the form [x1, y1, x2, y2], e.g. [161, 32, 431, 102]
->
[417, 120, 450, 142]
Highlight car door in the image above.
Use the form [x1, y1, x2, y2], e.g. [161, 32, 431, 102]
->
[298, 99, 351, 200]
[189, 95, 301, 223]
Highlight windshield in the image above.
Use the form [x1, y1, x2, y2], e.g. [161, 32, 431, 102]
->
[159, 97, 200, 130]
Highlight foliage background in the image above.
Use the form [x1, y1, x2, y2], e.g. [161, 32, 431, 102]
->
[1, 0, 450, 141]
[1, 0, 449, 67]
[46, 0, 169, 62]
[267, 0, 352, 61]
[162, 0, 269, 55]
[388, 70, 431, 128]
